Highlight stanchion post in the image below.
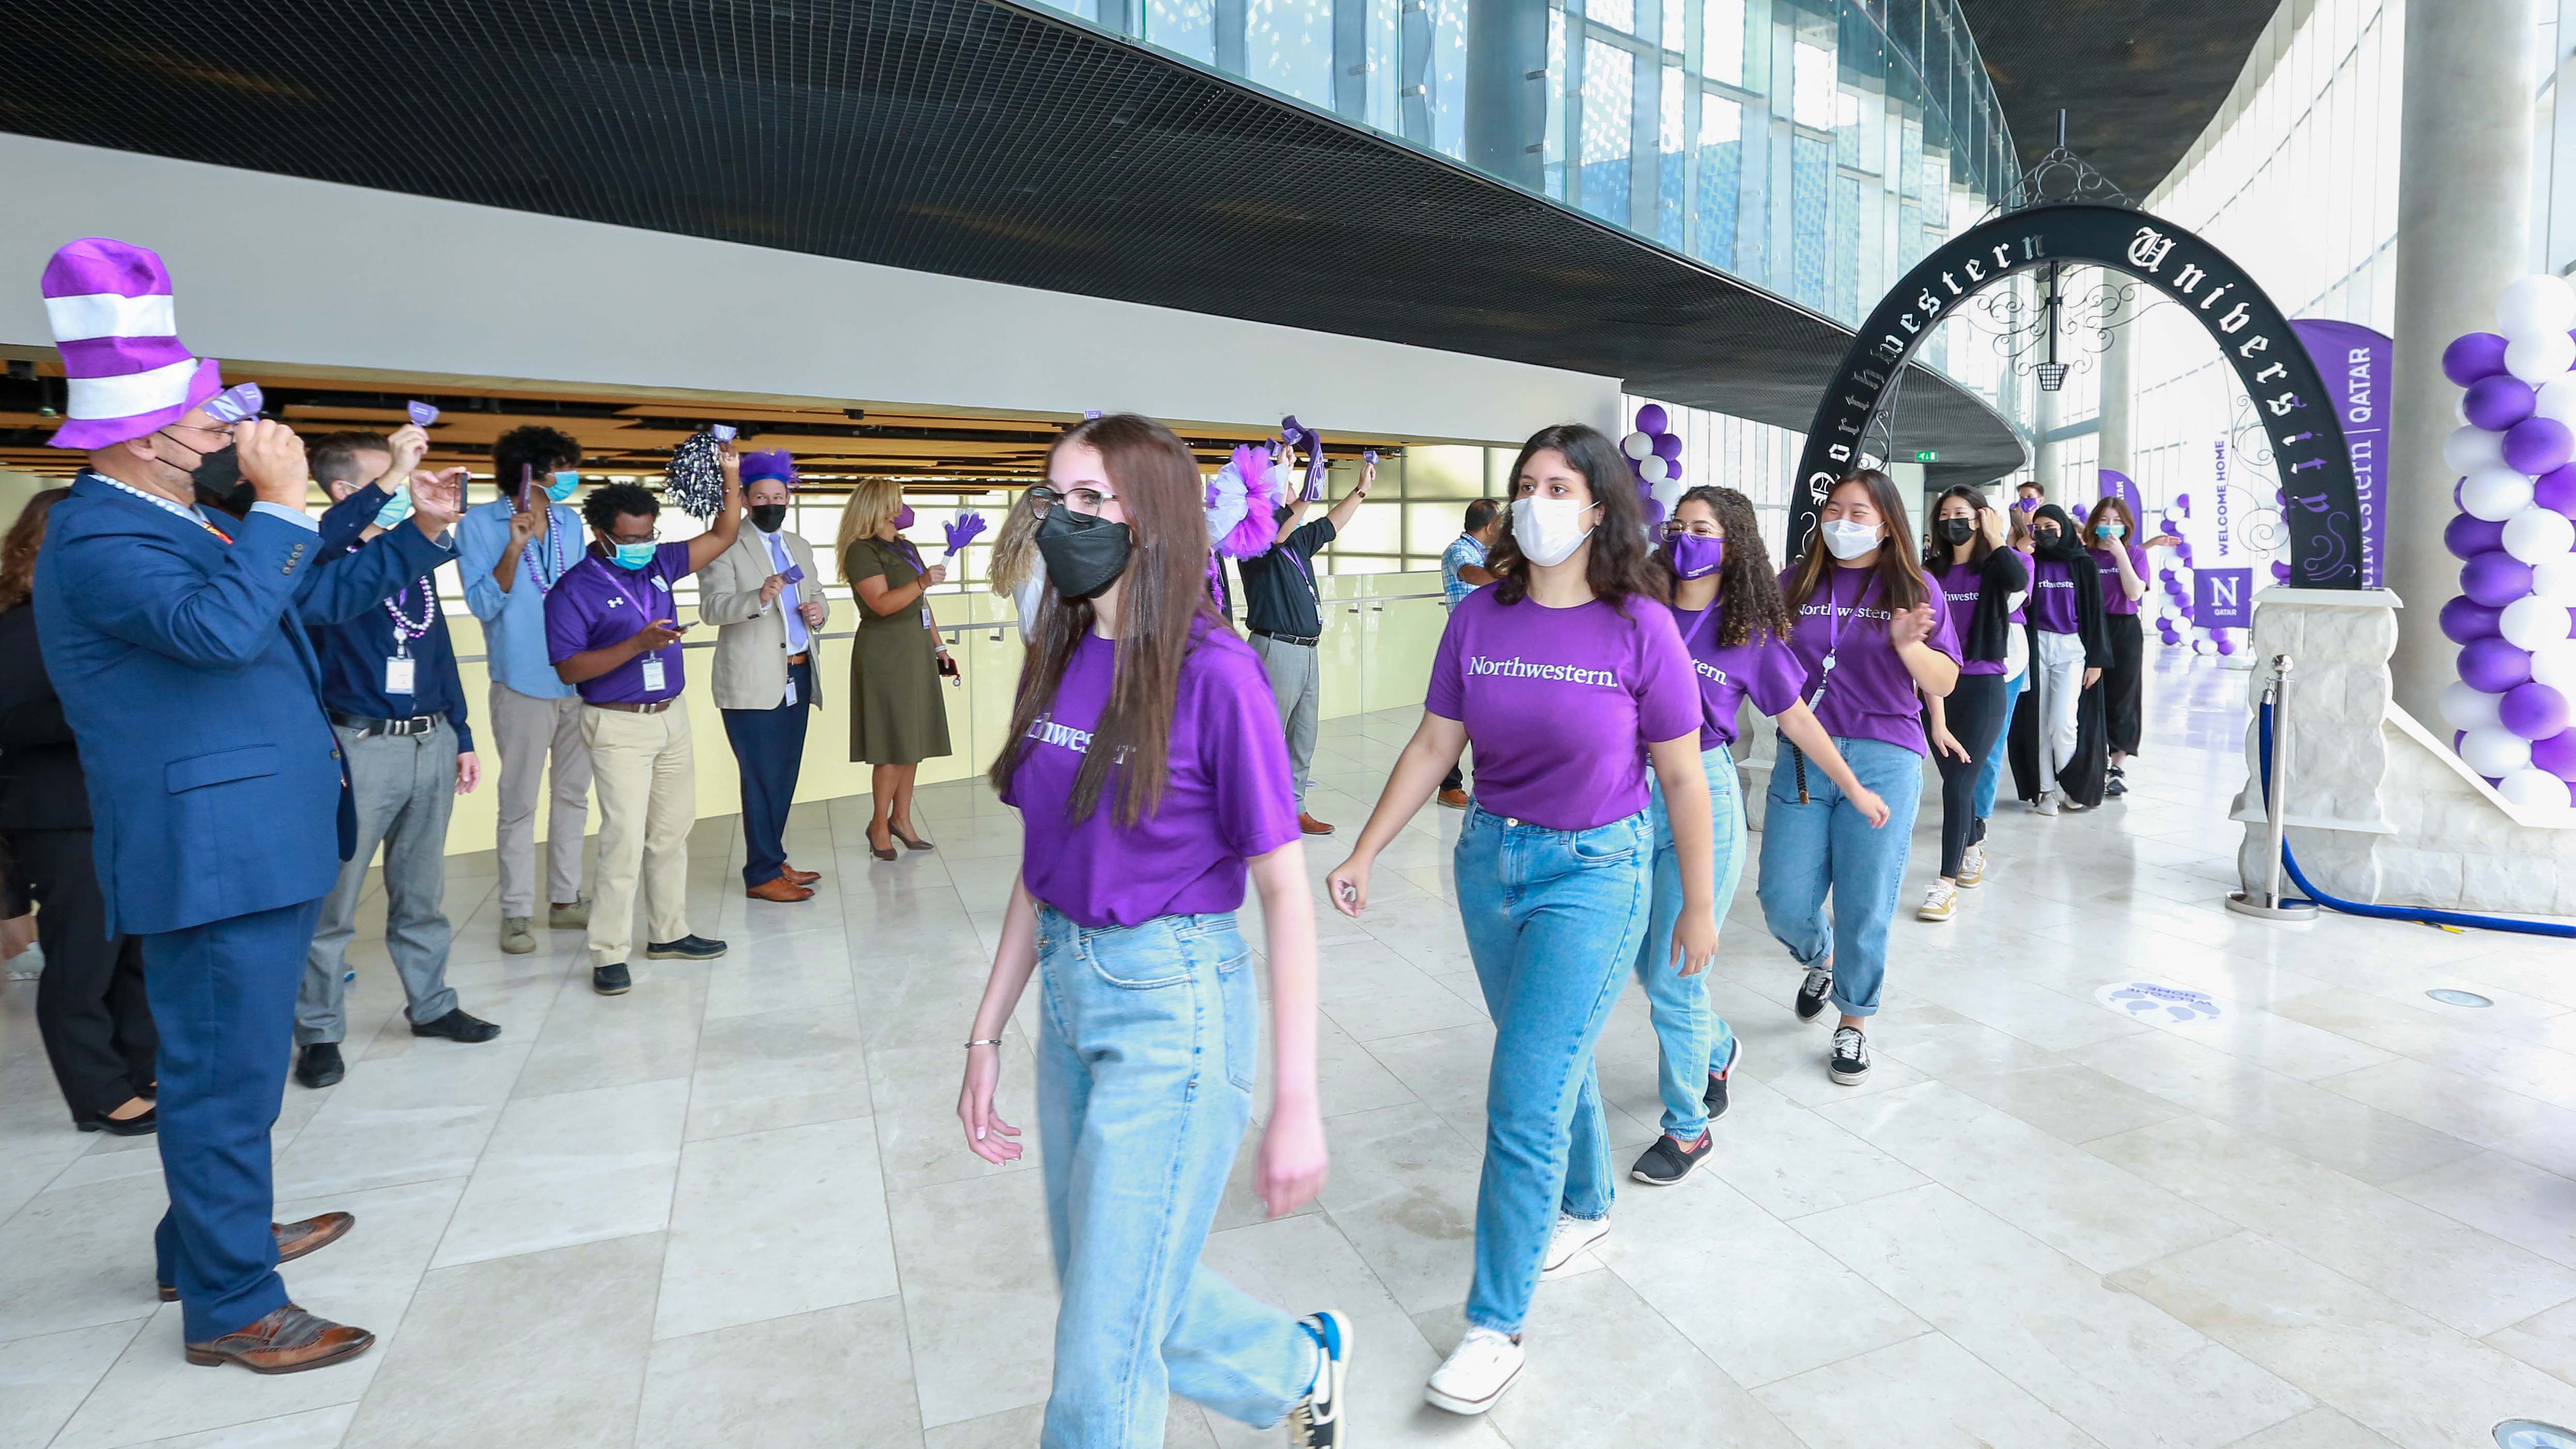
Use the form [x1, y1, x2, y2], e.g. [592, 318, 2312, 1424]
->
[2229, 653, 2321, 921]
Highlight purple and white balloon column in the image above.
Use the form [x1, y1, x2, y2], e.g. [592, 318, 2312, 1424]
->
[1622, 403, 1684, 529]
[2436, 273, 2576, 817]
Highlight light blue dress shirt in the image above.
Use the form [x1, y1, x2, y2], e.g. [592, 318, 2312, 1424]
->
[456, 497, 583, 699]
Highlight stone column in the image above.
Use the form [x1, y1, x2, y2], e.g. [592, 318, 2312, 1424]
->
[2097, 278, 2135, 476]
[2385, 0, 2535, 727]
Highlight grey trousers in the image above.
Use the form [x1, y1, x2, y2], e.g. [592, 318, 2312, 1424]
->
[298, 719, 462, 1046]
[488, 683, 591, 917]
[1248, 633, 1320, 808]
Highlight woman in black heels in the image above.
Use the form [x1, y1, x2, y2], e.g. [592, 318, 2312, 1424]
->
[834, 479, 953, 858]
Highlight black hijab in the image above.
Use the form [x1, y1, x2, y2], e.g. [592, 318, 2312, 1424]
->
[2029, 504, 2087, 564]
[2026, 503, 2111, 667]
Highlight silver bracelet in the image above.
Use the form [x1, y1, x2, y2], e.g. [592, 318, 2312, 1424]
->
[964, 1038, 1003, 1049]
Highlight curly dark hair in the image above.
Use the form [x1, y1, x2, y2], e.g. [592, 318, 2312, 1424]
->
[493, 425, 584, 500]
[0, 488, 70, 613]
[581, 481, 660, 534]
[1667, 485, 1789, 650]
[1486, 423, 1666, 614]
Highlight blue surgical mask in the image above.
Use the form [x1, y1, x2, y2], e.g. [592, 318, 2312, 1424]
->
[548, 470, 581, 502]
[609, 540, 656, 570]
[2097, 521, 2127, 539]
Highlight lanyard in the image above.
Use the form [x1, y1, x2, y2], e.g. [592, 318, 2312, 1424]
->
[603, 559, 667, 652]
[1675, 599, 1721, 655]
[1806, 568, 1872, 711]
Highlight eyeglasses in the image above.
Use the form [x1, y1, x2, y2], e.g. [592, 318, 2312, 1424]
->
[606, 528, 661, 545]
[1032, 486, 1118, 515]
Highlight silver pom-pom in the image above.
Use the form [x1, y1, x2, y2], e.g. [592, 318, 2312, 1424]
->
[666, 429, 727, 521]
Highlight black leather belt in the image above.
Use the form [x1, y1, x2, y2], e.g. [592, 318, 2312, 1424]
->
[328, 709, 440, 737]
[1253, 630, 1319, 648]
[588, 698, 675, 715]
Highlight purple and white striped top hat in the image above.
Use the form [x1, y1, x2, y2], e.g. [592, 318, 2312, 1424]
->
[41, 237, 223, 450]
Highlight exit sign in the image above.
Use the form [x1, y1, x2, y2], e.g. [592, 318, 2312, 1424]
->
[1912, 449, 1940, 462]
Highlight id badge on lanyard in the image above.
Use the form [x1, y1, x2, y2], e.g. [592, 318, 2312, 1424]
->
[612, 567, 669, 696]
[641, 657, 668, 693]
[385, 652, 416, 696]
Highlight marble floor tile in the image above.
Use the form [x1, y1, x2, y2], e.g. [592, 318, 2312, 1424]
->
[684, 1002, 874, 1142]
[432, 1078, 687, 1267]
[2220, 1408, 2394, 1448]
[1309, 1104, 1488, 1316]
[636, 1300, 919, 1449]
[107, 1406, 358, 1449]
[1753, 1331, 2096, 1449]
[2489, 1297, 2576, 1387]
[0, 1173, 167, 1342]
[653, 1116, 896, 1340]
[2313, 1055, 2576, 1174]
[0, 1321, 144, 1449]
[888, 1171, 1058, 1429]
[1699, 1072, 1929, 1220]
[2382, 1149, 2576, 1270]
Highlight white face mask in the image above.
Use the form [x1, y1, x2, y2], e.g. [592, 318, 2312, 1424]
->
[1820, 519, 1884, 561]
[1512, 496, 1597, 568]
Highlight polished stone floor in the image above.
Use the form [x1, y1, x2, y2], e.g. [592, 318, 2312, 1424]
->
[4, 653, 2575, 1448]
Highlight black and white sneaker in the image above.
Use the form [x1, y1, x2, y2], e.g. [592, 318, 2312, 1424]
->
[1795, 963, 1834, 1021]
[1288, 1310, 1353, 1447]
[1830, 1025, 1871, 1085]
[1704, 1036, 1742, 1119]
[1630, 1131, 1712, 1185]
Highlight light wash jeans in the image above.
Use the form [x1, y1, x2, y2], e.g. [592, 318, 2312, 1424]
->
[1972, 666, 2026, 825]
[1627, 744, 1745, 1140]
[1034, 908, 1311, 1447]
[1454, 807, 1654, 1334]
[1755, 735, 1923, 1019]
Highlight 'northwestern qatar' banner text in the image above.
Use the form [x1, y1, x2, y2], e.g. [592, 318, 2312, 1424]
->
[2290, 319, 2389, 588]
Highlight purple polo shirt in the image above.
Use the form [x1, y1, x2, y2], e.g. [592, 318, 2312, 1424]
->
[1934, 560, 2007, 677]
[2028, 556, 2084, 635]
[1004, 621, 1301, 929]
[544, 542, 694, 704]
[1780, 564, 1961, 756]
[1666, 601, 1807, 749]
[2091, 542, 2148, 616]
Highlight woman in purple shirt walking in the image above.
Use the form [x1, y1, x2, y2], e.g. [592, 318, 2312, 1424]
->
[1327, 424, 1716, 1416]
[2014, 504, 2113, 814]
[1757, 470, 1959, 1087]
[953, 415, 1351, 1448]
[1918, 486, 2029, 922]
[2083, 495, 2150, 795]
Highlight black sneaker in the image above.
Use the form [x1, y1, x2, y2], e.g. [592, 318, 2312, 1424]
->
[2106, 773, 2128, 797]
[409, 1007, 501, 1043]
[1287, 1310, 1353, 1447]
[1795, 963, 1834, 1021]
[294, 1042, 344, 1090]
[592, 963, 633, 995]
[1830, 1025, 1871, 1085]
[646, 934, 727, 961]
[1629, 1131, 1712, 1185]
[1704, 1036, 1742, 1119]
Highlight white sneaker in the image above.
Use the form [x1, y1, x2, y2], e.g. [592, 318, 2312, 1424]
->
[1540, 1213, 1609, 1279]
[1426, 1327, 1525, 1416]
[1917, 882, 1958, 922]
[1957, 841, 1986, 887]
[2034, 791, 2062, 817]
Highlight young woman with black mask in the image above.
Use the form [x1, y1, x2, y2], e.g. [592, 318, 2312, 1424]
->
[1917, 487, 2028, 921]
[2012, 504, 2112, 814]
[2084, 495, 2150, 795]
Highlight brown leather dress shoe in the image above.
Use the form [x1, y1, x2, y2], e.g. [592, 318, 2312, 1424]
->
[779, 865, 821, 885]
[1437, 788, 1471, 809]
[185, 1305, 374, 1373]
[746, 874, 816, 902]
[1299, 812, 1335, 836]
[160, 1213, 354, 1301]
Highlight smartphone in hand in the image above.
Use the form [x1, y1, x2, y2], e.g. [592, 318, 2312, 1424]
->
[513, 463, 535, 515]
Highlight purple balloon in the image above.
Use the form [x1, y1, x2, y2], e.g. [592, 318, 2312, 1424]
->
[2441, 595, 2506, 643]
[2157, 567, 2176, 584]
[2174, 492, 2192, 514]
[1652, 432, 1683, 462]
[2457, 476, 2470, 509]
[2465, 375, 2538, 432]
[2216, 638, 2236, 656]
[2507, 416, 2576, 474]
[2272, 561, 2292, 581]
[2447, 513, 2509, 560]
[2536, 464, 2576, 518]
[2462, 550, 2536, 607]
[2503, 682, 2572, 741]
[2462, 636, 2537, 692]
[2532, 727, 2576, 781]
[2444, 331, 2513, 386]
[1634, 404, 1669, 435]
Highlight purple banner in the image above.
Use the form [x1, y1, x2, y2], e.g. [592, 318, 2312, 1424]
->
[2097, 467, 2143, 529]
[2290, 319, 2389, 588]
[2196, 567, 2255, 629]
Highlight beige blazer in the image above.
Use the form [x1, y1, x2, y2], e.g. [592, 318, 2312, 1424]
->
[699, 527, 829, 711]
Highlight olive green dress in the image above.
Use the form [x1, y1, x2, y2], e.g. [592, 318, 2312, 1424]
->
[844, 537, 952, 765]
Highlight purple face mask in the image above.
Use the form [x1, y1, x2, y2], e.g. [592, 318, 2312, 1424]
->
[894, 504, 917, 530]
[1666, 532, 1725, 579]
[2016, 496, 2040, 513]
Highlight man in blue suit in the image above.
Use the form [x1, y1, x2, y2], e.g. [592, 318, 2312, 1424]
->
[31, 236, 464, 1373]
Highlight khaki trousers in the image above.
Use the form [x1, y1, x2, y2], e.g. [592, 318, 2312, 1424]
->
[581, 704, 695, 967]
[487, 684, 591, 918]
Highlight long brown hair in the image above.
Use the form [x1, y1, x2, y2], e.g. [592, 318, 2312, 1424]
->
[988, 414, 1218, 828]
[1782, 469, 1929, 613]
[1486, 423, 1665, 614]
[987, 485, 1048, 597]
[1668, 485, 1789, 649]
[1923, 484, 1998, 571]
[0, 488, 69, 613]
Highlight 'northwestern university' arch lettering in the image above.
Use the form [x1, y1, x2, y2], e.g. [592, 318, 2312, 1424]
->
[1790, 202, 2364, 589]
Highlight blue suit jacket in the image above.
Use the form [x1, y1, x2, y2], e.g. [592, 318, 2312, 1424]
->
[32, 474, 455, 937]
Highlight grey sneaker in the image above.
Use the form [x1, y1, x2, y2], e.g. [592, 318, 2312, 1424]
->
[548, 897, 592, 930]
[498, 917, 536, 955]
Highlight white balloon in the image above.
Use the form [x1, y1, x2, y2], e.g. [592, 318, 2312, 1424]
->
[1621, 431, 1654, 460]
[2464, 464, 2538, 521]
[2463, 723, 2535, 777]
[2503, 595, 2572, 650]
[2506, 505, 2576, 563]
[2499, 274, 2576, 339]
[2533, 638, 2576, 693]
[2508, 329, 2576, 385]
[2537, 374, 2576, 428]
[2441, 681, 2505, 731]
[2532, 553, 2576, 603]
[2499, 766, 2575, 812]
[2444, 424, 2508, 475]
[1650, 475, 1686, 511]
[1638, 456, 1670, 483]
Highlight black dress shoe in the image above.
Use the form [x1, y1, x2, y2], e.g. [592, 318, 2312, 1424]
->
[592, 963, 632, 995]
[409, 1008, 501, 1043]
[78, 1106, 157, 1136]
[294, 1043, 345, 1090]
[646, 935, 727, 961]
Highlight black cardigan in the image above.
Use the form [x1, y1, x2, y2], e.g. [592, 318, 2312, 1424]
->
[1948, 546, 2029, 666]
[0, 603, 90, 832]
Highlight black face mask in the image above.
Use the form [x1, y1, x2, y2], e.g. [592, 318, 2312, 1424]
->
[1033, 505, 1132, 601]
[1937, 518, 1975, 546]
[748, 503, 788, 533]
[162, 435, 252, 517]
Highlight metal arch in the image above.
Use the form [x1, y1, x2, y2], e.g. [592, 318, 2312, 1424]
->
[1789, 201, 2364, 589]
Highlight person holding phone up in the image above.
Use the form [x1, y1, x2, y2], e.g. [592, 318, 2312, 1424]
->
[544, 462, 743, 996]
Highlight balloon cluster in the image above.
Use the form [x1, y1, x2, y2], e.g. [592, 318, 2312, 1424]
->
[2149, 492, 2230, 653]
[1621, 403, 1684, 529]
[2434, 274, 2576, 814]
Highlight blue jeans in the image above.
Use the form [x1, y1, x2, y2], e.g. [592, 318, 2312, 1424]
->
[1034, 908, 1311, 1446]
[1755, 736, 1923, 1019]
[1973, 667, 2026, 825]
[1626, 744, 1745, 1140]
[1454, 807, 1653, 1334]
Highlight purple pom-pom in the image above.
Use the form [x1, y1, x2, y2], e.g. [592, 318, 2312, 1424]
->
[2462, 636, 2536, 692]
[2462, 550, 2536, 607]
[2506, 416, 2576, 474]
[2447, 513, 2508, 560]
[2444, 331, 2513, 386]
[2503, 682, 2571, 741]
[2441, 595, 2505, 643]
[2465, 374, 2538, 431]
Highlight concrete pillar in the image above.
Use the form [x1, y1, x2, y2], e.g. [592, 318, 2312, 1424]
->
[1465, 0, 1549, 192]
[2386, 0, 2535, 727]
[2097, 279, 2135, 477]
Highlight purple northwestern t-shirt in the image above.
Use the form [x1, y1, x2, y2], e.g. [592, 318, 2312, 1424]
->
[2090, 542, 2148, 615]
[1426, 591, 1699, 831]
[1780, 564, 1961, 756]
[2027, 556, 2084, 635]
[1666, 601, 1807, 750]
[1004, 622, 1301, 929]
[545, 542, 695, 704]
[1934, 560, 2007, 678]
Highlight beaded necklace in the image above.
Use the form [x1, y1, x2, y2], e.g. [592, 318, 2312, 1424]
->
[521, 506, 575, 593]
[383, 578, 439, 654]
